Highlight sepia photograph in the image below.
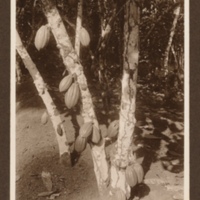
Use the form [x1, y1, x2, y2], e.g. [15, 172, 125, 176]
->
[12, 0, 189, 199]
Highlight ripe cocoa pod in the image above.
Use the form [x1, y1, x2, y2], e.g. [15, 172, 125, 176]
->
[79, 122, 93, 138]
[64, 82, 80, 109]
[41, 111, 48, 125]
[91, 125, 101, 144]
[80, 27, 90, 47]
[107, 120, 119, 138]
[100, 124, 108, 138]
[125, 164, 138, 187]
[34, 25, 51, 51]
[133, 163, 144, 184]
[59, 74, 73, 93]
[74, 135, 87, 153]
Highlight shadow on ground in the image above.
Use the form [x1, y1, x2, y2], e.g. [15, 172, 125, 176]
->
[16, 147, 100, 200]
[134, 102, 184, 176]
[16, 74, 184, 200]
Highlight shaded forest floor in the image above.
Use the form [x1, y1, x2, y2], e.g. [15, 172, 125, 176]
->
[16, 75, 184, 200]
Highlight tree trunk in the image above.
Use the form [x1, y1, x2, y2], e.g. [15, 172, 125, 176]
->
[163, 5, 181, 74]
[16, 31, 73, 165]
[110, 1, 139, 199]
[16, 57, 22, 84]
[74, 0, 82, 56]
[41, 0, 109, 194]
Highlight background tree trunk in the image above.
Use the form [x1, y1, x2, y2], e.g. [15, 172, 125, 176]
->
[163, 5, 181, 75]
[16, 57, 22, 84]
[74, 0, 82, 56]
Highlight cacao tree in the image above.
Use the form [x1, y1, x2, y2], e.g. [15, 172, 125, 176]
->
[16, 30, 73, 165]
[16, 0, 184, 199]
[108, 1, 140, 198]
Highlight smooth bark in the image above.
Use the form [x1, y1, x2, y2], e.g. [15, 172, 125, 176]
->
[41, 0, 109, 193]
[74, 0, 82, 56]
[16, 31, 73, 162]
[110, 1, 139, 198]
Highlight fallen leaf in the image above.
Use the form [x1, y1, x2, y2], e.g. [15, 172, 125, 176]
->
[165, 185, 183, 192]
[41, 171, 53, 191]
[38, 191, 54, 197]
[174, 122, 184, 131]
[171, 159, 180, 166]
[41, 111, 48, 125]
[16, 175, 21, 182]
[49, 193, 61, 199]
[173, 192, 183, 200]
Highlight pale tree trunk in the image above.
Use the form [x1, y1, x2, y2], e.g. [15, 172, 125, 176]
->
[16, 31, 73, 165]
[110, 1, 139, 199]
[41, 0, 109, 194]
[16, 58, 22, 84]
[163, 5, 181, 74]
[74, 0, 82, 56]
[171, 45, 178, 70]
[179, 46, 184, 72]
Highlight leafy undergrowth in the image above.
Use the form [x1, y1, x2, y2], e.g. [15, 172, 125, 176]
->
[16, 77, 184, 200]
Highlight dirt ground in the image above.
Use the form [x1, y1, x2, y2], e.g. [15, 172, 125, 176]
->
[16, 77, 184, 200]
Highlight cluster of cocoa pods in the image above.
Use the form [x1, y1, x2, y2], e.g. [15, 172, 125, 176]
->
[59, 73, 80, 109]
[74, 121, 101, 153]
[125, 162, 144, 187]
[99, 120, 119, 139]
[74, 119, 120, 153]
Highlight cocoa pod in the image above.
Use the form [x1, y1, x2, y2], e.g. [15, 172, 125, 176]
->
[91, 125, 101, 144]
[80, 27, 90, 47]
[34, 25, 51, 51]
[125, 164, 138, 187]
[133, 163, 144, 184]
[64, 82, 80, 109]
[100, 124, 108, 138]
[41, 111, 48, 125]
[79, 122, 93, 138]
[59, 74, 73, 93]
[74, 135, 87, 153]
[107, 120, 119, 138]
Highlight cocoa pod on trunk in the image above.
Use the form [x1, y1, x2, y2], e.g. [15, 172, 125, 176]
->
[79, 122, 93, 138]
[59, 74, 73, 93]
[34, 25, 51, 51]
[125, 164, 138, 187]
[64, 82, 80, 109]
